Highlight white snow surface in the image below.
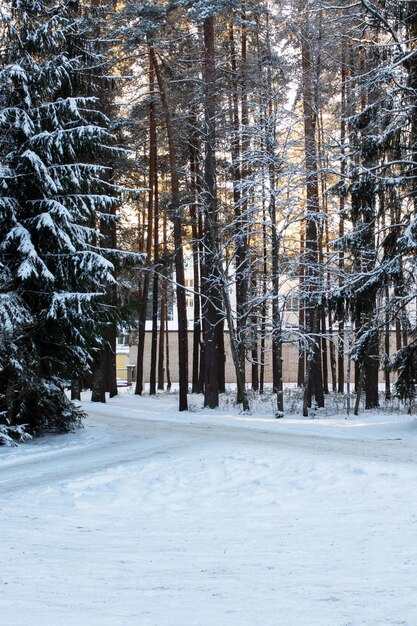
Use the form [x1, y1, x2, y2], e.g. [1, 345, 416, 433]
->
[2, 392, 417, 625]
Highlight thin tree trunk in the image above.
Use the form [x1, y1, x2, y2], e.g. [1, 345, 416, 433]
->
[321, 310, 329, 395]
[135, 52, 155, 396]
[354, 367, 365, 416]
[396, 318, 402, 351]
[198, 205, 205, 393]
[298, 232, 305, 387]
[166, 296, 171, 391]
[238, 13, 251, 402]
[157, 279, 165, 390]
[149, 57, 159, 396]
[217, 319, 226, 393]
[356, 47, 379, 410]
[189, 107, 203, 393]
[317, 105, 329, 396]
[338, 44, 347, 394]
[229, 20, 247, 403]
[264, 26, 284, 414]
[150, 44, 188, 410]
[384, 285, 391, 400]
[260, 195, 267, 395]
[251, 300, 259, 392]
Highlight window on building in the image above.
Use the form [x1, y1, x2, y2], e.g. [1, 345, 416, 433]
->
[285, 296, 299, 312]
[117, 334, 130, 347]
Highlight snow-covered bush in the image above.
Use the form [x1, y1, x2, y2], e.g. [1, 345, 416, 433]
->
[0, 423, 32, 447]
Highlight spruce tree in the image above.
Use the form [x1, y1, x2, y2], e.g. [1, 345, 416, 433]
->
[0, 0, 119, 436]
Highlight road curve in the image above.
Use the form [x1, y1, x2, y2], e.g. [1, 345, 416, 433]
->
[1, 398, 416, 494]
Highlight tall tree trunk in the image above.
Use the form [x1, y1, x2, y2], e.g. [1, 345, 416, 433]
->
[238, 15, 251, 402]
[150, 44, 188, 411]
[352, 46, 380, 410]
[262, 17, 284, 413]
[316, 73, 329, 396]
[251, 276, 259, 392]
[198, 205, 205, 393]
[135, 52, 155, 396]
[337, 45, 347, 394]
[200, 18, 250, 412]
[229, 20, 248, 402]
[189, 107, 203, 393]
[260, 178, 268, 395]
[149, 57, 159, 396]
[202, 16, 222, 409]
[299, 0, 324, 413]
[268, 112, 283, 414]
[92, 174, 118, 402]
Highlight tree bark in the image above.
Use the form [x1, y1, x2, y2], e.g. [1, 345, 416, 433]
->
[135, 51, 155, 396]
[189, 106, 203, 394]
[150, 44, 188, 411]
[202, 16, 222, 409]
[157, 280, 165, 390]
[229, 20, 248, 403]
[149, 55, 159, 396]
[337, 43, 347, 394]
[299, 0, 324, 411]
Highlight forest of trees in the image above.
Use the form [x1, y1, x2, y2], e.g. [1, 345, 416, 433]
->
[1, 0, 417, 439]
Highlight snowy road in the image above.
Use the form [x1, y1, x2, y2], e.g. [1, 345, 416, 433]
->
[2, 398, 417, 493]
[2, 394, 417, 625]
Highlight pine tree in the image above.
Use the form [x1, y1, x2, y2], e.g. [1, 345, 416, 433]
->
[0, 0, 119, 436]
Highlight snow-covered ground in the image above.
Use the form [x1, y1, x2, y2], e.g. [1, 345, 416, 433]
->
[2, 392, 417, 625]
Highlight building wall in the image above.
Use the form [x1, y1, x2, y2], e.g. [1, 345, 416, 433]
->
[130, 331, 299, 384]
[128, 331, 400, 385]
[116, 352, 128, 379]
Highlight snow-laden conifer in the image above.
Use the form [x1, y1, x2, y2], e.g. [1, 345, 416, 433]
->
[0, 0, 120, 436]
